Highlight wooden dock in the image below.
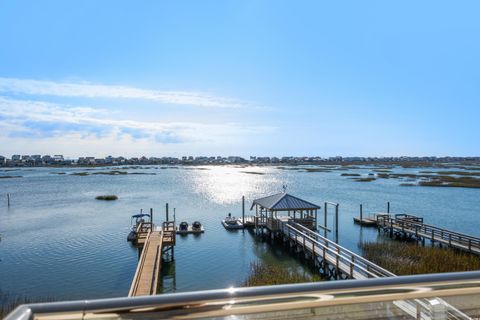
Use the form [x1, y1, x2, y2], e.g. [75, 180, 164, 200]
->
[259, 217, 468, 319]
[278, 218, 394, 279]
[129, 221, 176, 297]
[377, 214, 480, 255]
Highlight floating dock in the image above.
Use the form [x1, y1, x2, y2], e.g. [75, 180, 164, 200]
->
[176, 225, 205, 234]
[378, 214, 480, 255]
[129, 221, 176, 297]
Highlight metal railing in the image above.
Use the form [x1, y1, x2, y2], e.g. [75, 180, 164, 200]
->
[6, 271, 480, 320]
[282, 220, 394, 279]
[377, 215, 480, 253]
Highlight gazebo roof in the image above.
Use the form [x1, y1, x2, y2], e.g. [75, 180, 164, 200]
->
[250, 192, 321, 211]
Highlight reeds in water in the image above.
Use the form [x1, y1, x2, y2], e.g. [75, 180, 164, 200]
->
[360, 241, 480, 275]
[243, 262, 322, 287]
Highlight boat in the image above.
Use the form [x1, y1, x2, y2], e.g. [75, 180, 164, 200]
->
[127, 212, 151, 242]
[222, 213, 243, 229]
[192, 221, 202, 232]
[179, 221, 189, 232]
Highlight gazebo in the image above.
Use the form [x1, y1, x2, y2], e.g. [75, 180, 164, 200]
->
[251, 192, 321, 231]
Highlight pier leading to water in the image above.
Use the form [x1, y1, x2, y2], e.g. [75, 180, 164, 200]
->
[129, 220, 176, 297]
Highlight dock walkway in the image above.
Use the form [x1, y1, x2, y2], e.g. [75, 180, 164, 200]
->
[269, 217, 469, 319]
[377, 214, 480, 255]
[129, 222, 176, 297]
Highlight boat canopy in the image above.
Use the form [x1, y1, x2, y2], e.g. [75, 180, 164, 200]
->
[132, 213, 150, 218]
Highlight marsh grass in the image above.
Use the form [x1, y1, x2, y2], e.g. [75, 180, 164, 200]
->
[304, 168, 332, 173]
[71, 172, 89, 176]
[241, 171, 265, 175]
[92, 171, 128, 175]
[340, 173, 361, 177]
[0, 175, 22, 179]
[243, 262, 322, 287]
[360, 241, 480, 275]
[352, 177, 376, 182]
[95, 195, 118, 201]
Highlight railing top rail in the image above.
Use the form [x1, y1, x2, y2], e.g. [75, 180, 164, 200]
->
[390, 219, 480, 242]
[8, 271, 480, 320]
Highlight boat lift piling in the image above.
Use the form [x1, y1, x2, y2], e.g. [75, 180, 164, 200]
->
[242, 195, 245, 225]
[7, 193, 10, 207]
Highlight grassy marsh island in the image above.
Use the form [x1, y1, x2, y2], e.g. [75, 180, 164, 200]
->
[353, 177, 376, 182]
[95, 195, 118, 201]
[240, 171, 266, 175]
[361, 241, 480, 275]
[0, 175, 22, 179]
[243, 262, 321, 287]
[340, 173, 361, 177]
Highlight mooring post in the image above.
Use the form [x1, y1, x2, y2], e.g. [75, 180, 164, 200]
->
[335, 204, 339, 243]
[173, 208, 176, 223]
[150, 208, 153, 228]
[7, 193, 10, 207]
[324, 202, 327, 237]
[387, 202, 390, 214]
[242, 195, 245, 225]
[166, 203, 169, 221]
[360, 204, 363, 223]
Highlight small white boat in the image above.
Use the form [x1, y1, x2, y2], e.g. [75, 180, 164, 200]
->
[222, 214, 243, 229]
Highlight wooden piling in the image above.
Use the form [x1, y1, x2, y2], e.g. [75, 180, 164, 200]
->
[242, 195, 245, 225]
[360, 204, 363, 223]
[150, 208, 153, 227]
[7, 193, 10, 207]
[335, 204, 339, 243]
[387, 202, 390, 213]
[166, 203, 169, 221]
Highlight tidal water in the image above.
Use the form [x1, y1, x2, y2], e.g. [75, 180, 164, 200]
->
[0, 165, 479, 302]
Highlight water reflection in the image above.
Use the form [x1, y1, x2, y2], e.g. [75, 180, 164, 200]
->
[186, 166, 282, 205]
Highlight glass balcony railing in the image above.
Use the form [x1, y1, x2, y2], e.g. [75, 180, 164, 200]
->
[6, 271, 480, 320]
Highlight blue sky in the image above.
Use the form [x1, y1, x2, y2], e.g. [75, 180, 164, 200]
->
[0, 1, 479, 158]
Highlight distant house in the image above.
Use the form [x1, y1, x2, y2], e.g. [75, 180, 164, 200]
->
[0, 155, 5, 166]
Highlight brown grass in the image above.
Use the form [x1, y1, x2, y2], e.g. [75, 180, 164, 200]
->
[243, 262, 322, 287]
[360, 241, 480, 275]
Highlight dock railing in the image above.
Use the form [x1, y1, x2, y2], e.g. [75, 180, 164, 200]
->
[377, 215, 480, 253]
[281, 220, 394, 279]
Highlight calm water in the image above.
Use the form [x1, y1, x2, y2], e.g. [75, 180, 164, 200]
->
[0, 165, 479, 301]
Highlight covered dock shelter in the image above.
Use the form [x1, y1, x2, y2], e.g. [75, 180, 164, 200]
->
[251, 192, 320, 231]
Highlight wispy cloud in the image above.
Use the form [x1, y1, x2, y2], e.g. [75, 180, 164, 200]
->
[0, 77, 255, 109]
[0, 97, 273, 145]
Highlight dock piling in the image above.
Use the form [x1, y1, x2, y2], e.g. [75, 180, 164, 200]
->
[7, 193, 10, 207]
[242, 195, 245, 225]
[150, 208, 153, 227]
[360, 204, 363, 224]
[387, 202, 390, 214]
[166, 203, 169, 221]
[335, 204, 339, 243]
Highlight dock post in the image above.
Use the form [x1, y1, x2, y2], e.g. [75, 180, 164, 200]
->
[173, 208, 176, 223]
[150, 208, 153, 229]
[360, 204, 363, 224]
[387, 202, 390, 214]
[335, 204, 339, 243]
[242, 195, 245, 225]
[324, 202, 327, 237]
[166, 203, 169, 221]
[7, 193, 10, 207]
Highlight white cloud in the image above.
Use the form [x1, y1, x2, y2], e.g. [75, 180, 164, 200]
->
[0, 77, 255, 109]
[0, 97, 274, 149]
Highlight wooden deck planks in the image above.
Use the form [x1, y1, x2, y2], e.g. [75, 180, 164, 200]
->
[129, 231, 163, 297]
